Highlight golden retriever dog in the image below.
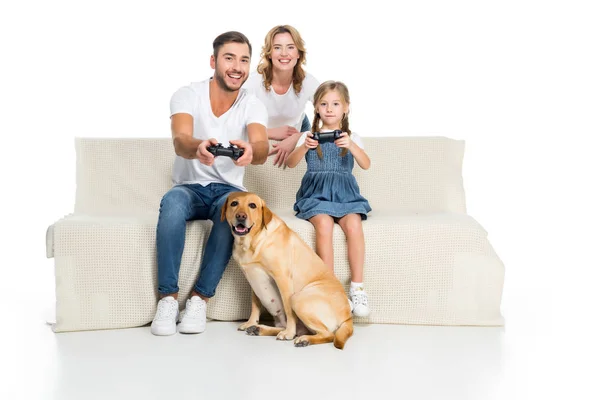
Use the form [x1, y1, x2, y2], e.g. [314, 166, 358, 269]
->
[221, 192, 353, 349]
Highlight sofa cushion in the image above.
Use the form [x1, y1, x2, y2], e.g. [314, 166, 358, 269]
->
[49, 209, 503, 332]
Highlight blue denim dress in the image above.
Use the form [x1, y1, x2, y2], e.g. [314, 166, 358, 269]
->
[294, 141, 372, 220]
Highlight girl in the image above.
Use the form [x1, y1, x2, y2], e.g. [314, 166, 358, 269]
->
[242, 25, 320, 167]
[286, 81, 372, 317]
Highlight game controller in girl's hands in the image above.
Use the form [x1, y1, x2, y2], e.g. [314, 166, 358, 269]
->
[311, 130, 343, 144]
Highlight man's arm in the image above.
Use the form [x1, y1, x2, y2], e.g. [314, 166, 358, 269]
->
[247, 123, 269, 165]
[171, 113, 202, 159]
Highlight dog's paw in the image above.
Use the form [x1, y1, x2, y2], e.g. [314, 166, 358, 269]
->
[246, 326, 260, 336]
[294, 337, 310, 347]
[276, 329, 295, 340]
[238, 321, 254, 331]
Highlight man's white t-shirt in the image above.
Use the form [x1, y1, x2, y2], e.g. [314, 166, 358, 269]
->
[242, 72, 319, 131]
[295, 131, 365, 149]
[169, 78, 268, 191]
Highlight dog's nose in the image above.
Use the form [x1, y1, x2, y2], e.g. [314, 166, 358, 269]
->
[236, 212, 247, 220]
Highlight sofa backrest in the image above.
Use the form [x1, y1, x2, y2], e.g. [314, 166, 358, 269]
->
[74, 137, 466, 215]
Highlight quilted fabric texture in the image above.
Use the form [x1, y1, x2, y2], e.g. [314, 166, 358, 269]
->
[47, 137, 504, 332]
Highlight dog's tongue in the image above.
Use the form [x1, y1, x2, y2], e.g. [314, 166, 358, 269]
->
[235, 225, 247, 233]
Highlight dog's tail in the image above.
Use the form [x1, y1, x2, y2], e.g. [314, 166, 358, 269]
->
[333, 317, 353, 350]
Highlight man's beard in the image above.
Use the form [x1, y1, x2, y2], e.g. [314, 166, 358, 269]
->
[215, 68, 244, 92]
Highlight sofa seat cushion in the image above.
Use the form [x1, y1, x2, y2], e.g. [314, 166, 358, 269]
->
[49, 209, 503, 332]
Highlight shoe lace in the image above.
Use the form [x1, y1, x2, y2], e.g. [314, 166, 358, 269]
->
[352, 291, 368, 306]
[185, 298, 206, 317]
[156, 299, 177, 320]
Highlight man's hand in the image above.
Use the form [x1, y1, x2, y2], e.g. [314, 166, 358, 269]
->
[304, 133, 319, 149]
[196, 138, 219, 166]
[269, 134, 300, 168]
[269, 125, 299, 141]
[230, 140, 253, 167]
[334, 132, 352, 149]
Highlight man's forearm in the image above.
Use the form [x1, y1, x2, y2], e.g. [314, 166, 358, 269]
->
[250, 140, 269, 165]
[173, 135, 202, 159]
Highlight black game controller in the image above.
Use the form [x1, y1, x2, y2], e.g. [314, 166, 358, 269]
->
[311, 130, 343, 144]
[206, 143, 244, 160]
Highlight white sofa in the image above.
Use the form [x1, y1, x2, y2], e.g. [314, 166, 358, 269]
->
[46, 137, 505, 332]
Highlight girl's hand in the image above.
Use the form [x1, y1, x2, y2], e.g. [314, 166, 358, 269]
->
[335, 132, 352, 149]
[304, 133, 318, 149]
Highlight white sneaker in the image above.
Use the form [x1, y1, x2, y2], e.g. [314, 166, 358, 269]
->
[350, 286, 370, 317]
[151, 296, 179, 336]
[178, 296, 207, 334]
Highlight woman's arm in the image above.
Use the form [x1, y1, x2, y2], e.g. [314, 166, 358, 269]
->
[268, 126, 299, 141]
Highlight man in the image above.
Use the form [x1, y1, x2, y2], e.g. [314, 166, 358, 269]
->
[151, 31, 269, 336]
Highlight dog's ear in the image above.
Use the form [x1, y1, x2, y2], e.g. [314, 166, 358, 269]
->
[220, 195, 230, 222]
[261, 199, 273, 229]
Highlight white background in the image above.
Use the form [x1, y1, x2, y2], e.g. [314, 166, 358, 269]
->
[2, 0, 599, 398]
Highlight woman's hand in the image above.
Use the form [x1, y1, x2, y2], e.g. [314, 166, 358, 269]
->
[268, 125, 299, 141]
[269, 134, 300, 167]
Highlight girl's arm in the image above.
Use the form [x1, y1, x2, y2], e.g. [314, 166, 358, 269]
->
[337, 132, 371, 170]
[349, 143, 371, 170]
[285, 145, 309, 168]
[286, 133, 318, 168]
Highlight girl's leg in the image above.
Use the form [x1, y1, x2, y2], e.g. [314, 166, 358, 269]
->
[338, 213, 370, 317]
[308, 214, 335, 271]
[338, 214, 365, 282]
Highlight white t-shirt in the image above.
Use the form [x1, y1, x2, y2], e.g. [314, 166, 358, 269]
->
[169, 78, 268, 191]
[296, 131, 365, 149]
[242, 72, 319, 131]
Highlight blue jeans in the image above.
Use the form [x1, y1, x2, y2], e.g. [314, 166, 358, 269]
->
[156, 183, 240, 298]
[301, 113, 311, 132]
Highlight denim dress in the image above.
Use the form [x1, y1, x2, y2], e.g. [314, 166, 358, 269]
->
[294, 141, 372, 220]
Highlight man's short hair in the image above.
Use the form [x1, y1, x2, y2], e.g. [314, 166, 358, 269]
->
[213, 31, 252, 58]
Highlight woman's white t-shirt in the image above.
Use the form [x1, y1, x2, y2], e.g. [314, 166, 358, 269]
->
[243, 72, 319, 131]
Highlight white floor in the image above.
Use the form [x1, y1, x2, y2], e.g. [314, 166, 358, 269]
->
[6, 281, 599, 400]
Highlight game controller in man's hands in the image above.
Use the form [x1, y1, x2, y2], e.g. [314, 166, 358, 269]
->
[311, 130, 343, 143]
[206, 143, 245, 160]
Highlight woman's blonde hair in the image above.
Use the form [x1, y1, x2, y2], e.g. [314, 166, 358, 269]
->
[257, 25, 307, 95]
[311, 81, 352, 159]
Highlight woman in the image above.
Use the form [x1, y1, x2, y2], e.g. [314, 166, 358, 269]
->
[243, 25, 319, 167]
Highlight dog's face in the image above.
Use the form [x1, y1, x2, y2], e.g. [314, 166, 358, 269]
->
[221, 192, 273, 237]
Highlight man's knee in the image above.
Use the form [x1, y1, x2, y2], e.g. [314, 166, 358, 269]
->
[211, 189, 237, 222]
[159, 187, 192, 219]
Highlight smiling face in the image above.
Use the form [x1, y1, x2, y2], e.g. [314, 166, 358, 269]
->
[210, 42, 251, 92]
[270, 32, 299, 73]
[221, 192, 273, 237]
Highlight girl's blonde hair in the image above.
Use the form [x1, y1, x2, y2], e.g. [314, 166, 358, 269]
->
[311, 81, 352, 159]
[257, 25, 307, 95]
